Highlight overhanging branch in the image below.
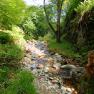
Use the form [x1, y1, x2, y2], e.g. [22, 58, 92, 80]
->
[43, 0, 56, 33]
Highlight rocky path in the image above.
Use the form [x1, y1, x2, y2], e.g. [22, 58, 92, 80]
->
[21, 40, 84, 94]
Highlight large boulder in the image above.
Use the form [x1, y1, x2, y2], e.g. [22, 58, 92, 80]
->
[60, 64, 85, 79]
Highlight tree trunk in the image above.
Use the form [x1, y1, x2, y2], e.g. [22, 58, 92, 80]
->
[43, 0, 56, 33]
[43, 0, 63, 43]
[55, 31, 61, 43]
[56, 0, 63, 43]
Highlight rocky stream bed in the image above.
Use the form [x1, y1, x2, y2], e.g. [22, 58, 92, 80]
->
[21, 40, 85, 94]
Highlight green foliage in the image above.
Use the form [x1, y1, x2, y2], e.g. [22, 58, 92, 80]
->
[61, 0, 81, 29]
[42, 32, 54, 41]
[63, 0, 80, 16]
[86, 78, 94, 94]
[0, 66, 10, 94]
[0, 44, 24, 64]
[4, 70, 36, 94]
[63, 0, 94, 63]
[78, 76, 94, 94]
[0, 26, 25, 65]
[22, 17, 36, 39]
[21, 6, 49, 39]
[44, 34, 80, 58]
[11, 26, 26, 47]
[76, 0, 94, 15]
[0, 32, 13, 44]
[0, 66, 20, 94]
[0, 66, 9, 83]
[0, 0, 26, 29]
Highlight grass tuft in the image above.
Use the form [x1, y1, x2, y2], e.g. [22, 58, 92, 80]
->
[48, 38, 80, 58]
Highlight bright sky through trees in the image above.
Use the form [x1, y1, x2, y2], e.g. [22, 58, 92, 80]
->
[23, 0, 49, 6]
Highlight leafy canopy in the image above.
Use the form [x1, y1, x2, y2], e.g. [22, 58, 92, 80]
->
[0, 0, 26, 29]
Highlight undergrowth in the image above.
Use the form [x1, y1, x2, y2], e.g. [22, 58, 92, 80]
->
[0, 26, 25, 65]
[43, 33, 80, 58]
[4, 70, 36, 94]
[0, 68, 36, 94]
[76, 0, 94, 16]
[0, 26, 36, 94]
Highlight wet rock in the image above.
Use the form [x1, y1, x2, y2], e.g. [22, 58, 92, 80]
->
[32, 69, 38, 75]
[44, 66, 49, 73]
[73, 67, 86, 79]
[25, 44, 32, 52]
[48, 67, 59, 74]
[37, 64, 44, 69]
[30, 63, 37, 70]
[61, 64, 77, 70]
[25, 54, 31, 59]
[44, 65, 59, 74]
[32, 53, 37, 58]
[48, 77, 54, 80]
[60, 69, 72, 79]
[53, 53, 62, 61]
[51, 79, 58, 84]
[49, 51, 55, 55]
[60, 64, 77, 79]
[48, 57, 54, 64]
[36, 58, 48, 64]
[53, 63, 61, 70]
[61, 86, 73, 94]
[23, 57, 32, 64]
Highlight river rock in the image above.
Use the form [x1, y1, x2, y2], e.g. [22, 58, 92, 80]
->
[23, 57, 32, 64]
[74, 67, 85, 77]
[60, 64, 77, 79]
[51, 79, 58, 84]
[53, 63, 61, 70]
[61, 64, 77, 69]
[30, 63, 37, 70]
[48, 67, 59, 74]
[53, 53, 62, 61]
[44, 66, 49, 73]
[61, 86, 73, 94]
[37, 64, 44, 69]
[23, 40, 79, 94]
[48, 77, 54, 80]
[25, 53, 32, 59]
[49, 51, 55, 55]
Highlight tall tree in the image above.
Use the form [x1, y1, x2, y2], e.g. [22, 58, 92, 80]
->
[44, 0, 63, 42]
[44, 0, 81, 43]
[56, 0, 63, 42]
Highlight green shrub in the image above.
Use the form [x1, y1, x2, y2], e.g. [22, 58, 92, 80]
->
[76, 0, 94, 15]
[48, 37, 80, 58]
[5, 70, 36, 94]
[43, 32, 54, 42]
[0, 67, 9, 83]
[0, 26, 25, 66]
[0, 66, 11, 94]
[0, 44, 24, 65]
[10, 26, 26, 48]
[0, 32, 13, 44]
